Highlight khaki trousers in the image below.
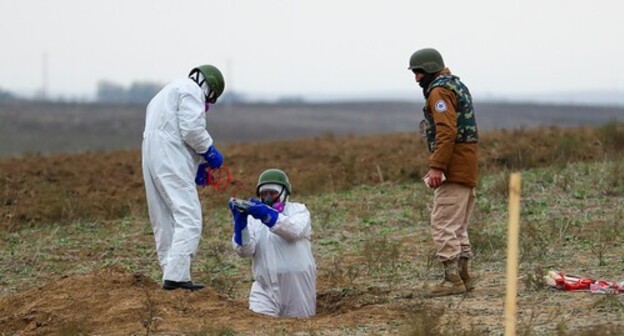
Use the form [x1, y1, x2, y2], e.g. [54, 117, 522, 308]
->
[431, 182, 476, 261]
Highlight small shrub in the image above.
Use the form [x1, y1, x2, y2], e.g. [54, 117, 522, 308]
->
[566, 324, 624, 335]
[597, 120, 624, 155]
[522, 265, 548, 291]
[140, 289, 161, 335]
[520, 219, 551, 263]
[603, 159, 624, 196]
[591, 293, 624, 312]
[517, 302, 561, 336]
[361, 235, 402, 287]
[469, 223, 506, 261]
[555, 134, 584, 165]
[401, 303, 445, 336]
[324, 255, 361, 287]
[199, 241, 240, 298]
[487, 171, 510, 201]
[585, 219, 622, 266]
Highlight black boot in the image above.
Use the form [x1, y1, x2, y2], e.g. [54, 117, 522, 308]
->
[163, 280, 205, 291]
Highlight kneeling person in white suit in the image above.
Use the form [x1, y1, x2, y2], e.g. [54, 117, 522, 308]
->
[229, 169, 316, 318]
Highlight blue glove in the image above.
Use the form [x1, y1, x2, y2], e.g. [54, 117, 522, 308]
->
[202, 145, 223, 169]
[195, 162, 212, 186]
[246, 198, 278, 228]
[229, 200, 249, 245]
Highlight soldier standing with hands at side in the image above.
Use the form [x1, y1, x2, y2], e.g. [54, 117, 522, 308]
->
[408, 48, 479, 297]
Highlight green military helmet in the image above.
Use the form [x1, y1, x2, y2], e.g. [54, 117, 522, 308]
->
[408, 48, 445, 74]
[256, 168, 292, 196]
[189, 64, 225, 103]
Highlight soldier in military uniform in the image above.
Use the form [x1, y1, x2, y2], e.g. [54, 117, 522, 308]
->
[408, 48, 479, 297]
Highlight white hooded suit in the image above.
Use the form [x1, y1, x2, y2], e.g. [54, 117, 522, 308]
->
[233, 202, 317, 318]
[142, 78, 212, 282]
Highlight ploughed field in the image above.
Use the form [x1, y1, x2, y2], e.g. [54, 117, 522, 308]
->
[1, 100, 622, 157]
[1, 123, 623, 335]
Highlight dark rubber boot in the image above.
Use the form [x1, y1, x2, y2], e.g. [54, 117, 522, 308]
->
[163, 280, 205, 291]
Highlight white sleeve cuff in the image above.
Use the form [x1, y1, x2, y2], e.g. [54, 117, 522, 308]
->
[241, 226, 250, 245]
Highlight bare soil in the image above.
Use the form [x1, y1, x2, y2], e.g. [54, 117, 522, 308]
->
[1, 126, 623, 335]
[1, 264, 621, 335]
[0, 266, 411, 335]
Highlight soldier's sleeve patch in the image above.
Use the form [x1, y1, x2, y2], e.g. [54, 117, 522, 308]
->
[434, 100, 447, 113]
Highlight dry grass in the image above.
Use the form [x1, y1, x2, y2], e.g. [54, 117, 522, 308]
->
[2, 125, 623, 231]
[1, 125, 624, 335]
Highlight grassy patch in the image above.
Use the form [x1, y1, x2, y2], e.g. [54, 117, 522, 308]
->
[1, 157, 624, 334]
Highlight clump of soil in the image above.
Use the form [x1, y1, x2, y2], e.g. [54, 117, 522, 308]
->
[0, 266, 255, 334]
[0, 266, 405, 335]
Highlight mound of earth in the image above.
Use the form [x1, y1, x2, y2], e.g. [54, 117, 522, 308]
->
[0, 266, 254, 334]
[0, 266, 408, 335]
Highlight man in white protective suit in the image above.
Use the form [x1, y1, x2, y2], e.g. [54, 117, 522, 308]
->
[229, 169, 317, 318]
[142, 64, 225, 291]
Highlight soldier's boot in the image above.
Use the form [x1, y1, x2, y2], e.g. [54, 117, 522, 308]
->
[425, 260, 467, 298]
[458, 257, 475, 292]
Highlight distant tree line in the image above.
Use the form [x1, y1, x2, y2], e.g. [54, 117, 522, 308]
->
[0, 87, 16, 101]
[1, 82, 280, 104]
[96, 80, 163, 103]
[95, 80, 249, 104]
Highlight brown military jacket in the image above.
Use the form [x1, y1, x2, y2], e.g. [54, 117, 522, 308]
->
[426, 68, 478, 188]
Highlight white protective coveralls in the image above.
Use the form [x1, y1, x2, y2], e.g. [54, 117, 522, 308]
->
[233, 202, 317, 318]
[142, 78, 212, 282]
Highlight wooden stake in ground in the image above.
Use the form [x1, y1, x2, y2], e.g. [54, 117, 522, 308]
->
[504, 173, 522, 336]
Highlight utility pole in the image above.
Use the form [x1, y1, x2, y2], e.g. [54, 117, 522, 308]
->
[42, 52, 49, 101]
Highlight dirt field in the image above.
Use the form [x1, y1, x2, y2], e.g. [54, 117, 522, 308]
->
[0, 127, 614, 230]
[3, 263, 620, 335]
[0, 266, 416, 335]
[1, 125, 623, 335]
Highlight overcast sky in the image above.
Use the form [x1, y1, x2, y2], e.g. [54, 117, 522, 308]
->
[1, 0, 623, 100]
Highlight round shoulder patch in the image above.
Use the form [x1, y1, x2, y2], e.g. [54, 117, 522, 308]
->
[434, 100, 447, 113]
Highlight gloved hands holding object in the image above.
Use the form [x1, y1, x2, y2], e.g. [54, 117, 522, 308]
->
[229, 200, 249, 245]
[202, 145, 223, 169]
[229, 197, 253, 213]
[195, 162, 213, 186]
[246, 198, 278, 228]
